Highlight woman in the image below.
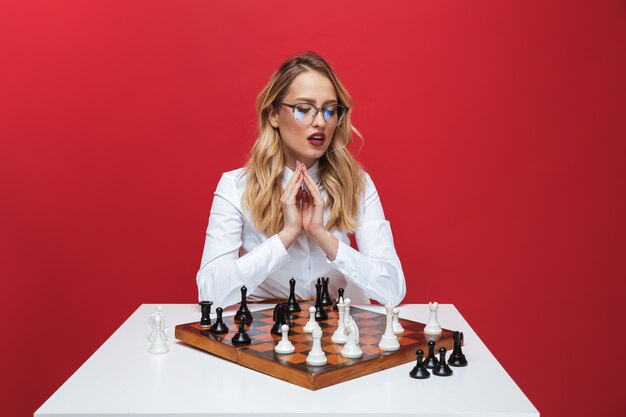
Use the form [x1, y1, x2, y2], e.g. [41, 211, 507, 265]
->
[197, 51, 406, 309]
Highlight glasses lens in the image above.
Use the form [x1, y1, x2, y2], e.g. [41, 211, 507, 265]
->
[293, 104, 315, 125]
[291, 103, 347, 126]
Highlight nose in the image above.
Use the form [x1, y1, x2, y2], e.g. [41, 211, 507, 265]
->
[312, 109, 327, 128]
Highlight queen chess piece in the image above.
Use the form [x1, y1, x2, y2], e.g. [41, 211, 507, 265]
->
[314, 278, 328, 321]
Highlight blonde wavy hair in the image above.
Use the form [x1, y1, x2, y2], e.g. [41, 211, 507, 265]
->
[242, 51, 365, 236]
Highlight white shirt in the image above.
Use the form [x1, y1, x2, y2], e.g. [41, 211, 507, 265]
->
[196, 162, 406, 309]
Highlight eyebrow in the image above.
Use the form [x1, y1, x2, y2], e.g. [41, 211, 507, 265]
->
[294, 97, 339, 105]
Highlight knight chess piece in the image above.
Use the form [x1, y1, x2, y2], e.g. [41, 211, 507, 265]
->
[448, 331, 468, 367]
[286, 278, 301, 313]
[210, 307, 229, 334]
[271, 303, 292, 335]
[314, 278, 328, 321]
[333, 287, 345, 311]
[234, 285, 253, 324]
[432, 347, 453, 376]
[320, 277, 333, 306]
[424, 340, 439, 369]
[409, 349, 430, 379]
[199, 301, 213, 328]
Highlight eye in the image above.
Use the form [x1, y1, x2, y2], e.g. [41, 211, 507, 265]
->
[323, 106, 337, 118]
[294, 104, 312, 114]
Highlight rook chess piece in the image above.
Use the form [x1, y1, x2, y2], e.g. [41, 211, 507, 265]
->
[231, 318, 251, 346]
[378, 304, 400, 351]
[432, 347, 453, 376]
[392, 307, 404, 334]
[303, 306, 321, 333]
[320, 277, 333, 306]
[331, 300, 348, 344]
[306, 328, 327, 366]
[286, 278, 301, 313]
[274, 324, 295, 354]
[424, 340, 439, 369]
[448, 331, 468, 367]
[340, 321, 363, 358]
[424, 301, 442, 334]
[314, 278, 328, 321]
[409, 349, 430, 379]
[199, 301, 213, 328]
[333, 287, 345, 311]
[234, 285, 253, 324]
[210, 307, 229, 334]
[148, 314, 169, 354]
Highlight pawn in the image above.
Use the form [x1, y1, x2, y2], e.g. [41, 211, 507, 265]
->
[333, 288, 345, 311]
[306, 328, 327, 366]
[199, 301, 213, 328]
[432, 347, 453, 376]
[231, 319, 251, 346]
[409, 349, 430, 379]
[392, 307, 404, 334]
[448, 331, 468, 367]
[424, 340, 439, 369]
[303, 306, 321, 333]
[210, 307, 229, 334]
[274, 324, 295, 354]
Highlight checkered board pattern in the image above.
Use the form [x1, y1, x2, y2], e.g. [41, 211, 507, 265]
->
[175, 304, 456, 390]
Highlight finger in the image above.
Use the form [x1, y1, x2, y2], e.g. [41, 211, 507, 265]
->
[284, 164, 302, 195]
[283, 169, 304, 204]
[301, 169, 324, 205]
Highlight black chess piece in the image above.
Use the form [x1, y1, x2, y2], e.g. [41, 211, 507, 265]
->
[234, 285, 253, 324]
[199, 301, 213, 327]
[409, 349, 430, 379]
[314, 278, 328, 321]
[320, 277, 333, 306]
[231, 319, 251, 346]
[333, 288, 345, 311]
[210, 307, 229, 334]
[271, 303, 292, 335]
[424, 340, 439, 369]
[448, 331, 468, 367]
[432, 347, 453, 376]
[286, 278, 301, 313]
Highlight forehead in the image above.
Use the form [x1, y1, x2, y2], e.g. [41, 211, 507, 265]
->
[284, 71, 337, 102]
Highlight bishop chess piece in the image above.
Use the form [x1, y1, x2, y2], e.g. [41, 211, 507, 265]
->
[320, 277, 333, 306]
[432, 347, 453, 376]
[286, 278, 301, 313]
[274, 324, 295, 354]
[199, 301, 213, 328]
[148, 314, 169, 354]
[210, 307, 229, 334]
[333, 287, 345, 311]
[340, 320, 363, 358]
[392, 307, 404, 334]
[271, 303, 292, 335]
[231, 319, 251, 346]
[424, 301, 442, 334]
[409, 349, 430, 379]
[331, 300, 348, 344]
[148, 305, 168, 342]
[378, 304, 400, 351]
[234, 285, 253, 324]
[424, 340, 439, 369]
[314, 278, 328, 321]
[306, 328, 327, 366]
[448, 331, 468, 367]
[303, 306, 321, 333]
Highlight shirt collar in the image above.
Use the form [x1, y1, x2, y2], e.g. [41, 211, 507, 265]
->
[281, 161, 320, 187]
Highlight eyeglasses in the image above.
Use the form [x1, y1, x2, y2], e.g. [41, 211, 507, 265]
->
[281, 102, 349, 127]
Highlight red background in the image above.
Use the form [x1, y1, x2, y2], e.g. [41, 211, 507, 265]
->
[1, 1, 625, 416]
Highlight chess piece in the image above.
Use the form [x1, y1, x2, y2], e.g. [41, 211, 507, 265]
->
[392, 307, 404, 334]
[424, 340, 439, 369]
[303, 306, 321, 333]
[199, 301, 213, 328]
[433, 347, 453, 376]
[306, 328, 327, 366]
[274, 324, 295, 354]
[148, 305, 168, 342]
[448, 331, 468, 367]
[424, 301, 442, 334]
[231, 318, 251, 346]
[271, 303, 291, 335]
[333, 287, 345, 311]
[320, 277, 333, 306]
[344, 298, 354, 324]
[286, 278, 301, 313]
[210, 307, 229, 334]
[331, 301, 348, 344]
[314, 278, 328, 321]
[378, 304, 400, 351]
[234, 285, 253, 324]
[340, 321, 363, 358]
[409, 349, 430, 379]
[148, 314, 169, 354]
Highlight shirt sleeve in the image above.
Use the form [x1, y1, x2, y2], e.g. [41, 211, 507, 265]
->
[196, 172, 291, 308]
[327, 173, 407, 306]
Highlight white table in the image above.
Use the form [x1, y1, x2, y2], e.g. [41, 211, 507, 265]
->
[35, 304, 539, 417]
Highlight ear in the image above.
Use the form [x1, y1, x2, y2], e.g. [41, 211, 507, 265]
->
[268, 106, 279, 128]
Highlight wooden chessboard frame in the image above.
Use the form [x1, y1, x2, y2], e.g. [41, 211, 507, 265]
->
[175, 304, 456, 390]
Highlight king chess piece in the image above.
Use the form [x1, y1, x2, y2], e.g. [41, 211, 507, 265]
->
[320, 277, 333, 306]
[409, 349, 430, 379]
[234, 285, 253, 324]
[448, 331, 468, 367]
[286, 278, 301, 313]
[210, 307, 229, 334]
[199, 301, 213, 328]
[314, 278, 328, 321]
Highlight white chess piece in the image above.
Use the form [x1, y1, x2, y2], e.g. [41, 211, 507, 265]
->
[148, 314, 169, 354]
[392, 307, 404, 335]
[303, 306, 321, 333]
[331, 301, 348, 344]
[424, 301, 442, 335]
[274, 324, 295, 354]
[306, 328, 327, 366]
[340, 321, 363, 358]
[378, 304, 400, 351]
[344, 298, 354, 325]
[148, 305, 168, 342]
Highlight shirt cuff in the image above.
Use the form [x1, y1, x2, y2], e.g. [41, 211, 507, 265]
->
[326, 240, 368, 287]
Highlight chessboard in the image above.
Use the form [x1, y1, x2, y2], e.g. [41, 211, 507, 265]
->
[175, 304, 456, 390]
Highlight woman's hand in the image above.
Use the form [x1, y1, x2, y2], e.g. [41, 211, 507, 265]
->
[301, 164, 326, 241]
[277, 161, 304, 249]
